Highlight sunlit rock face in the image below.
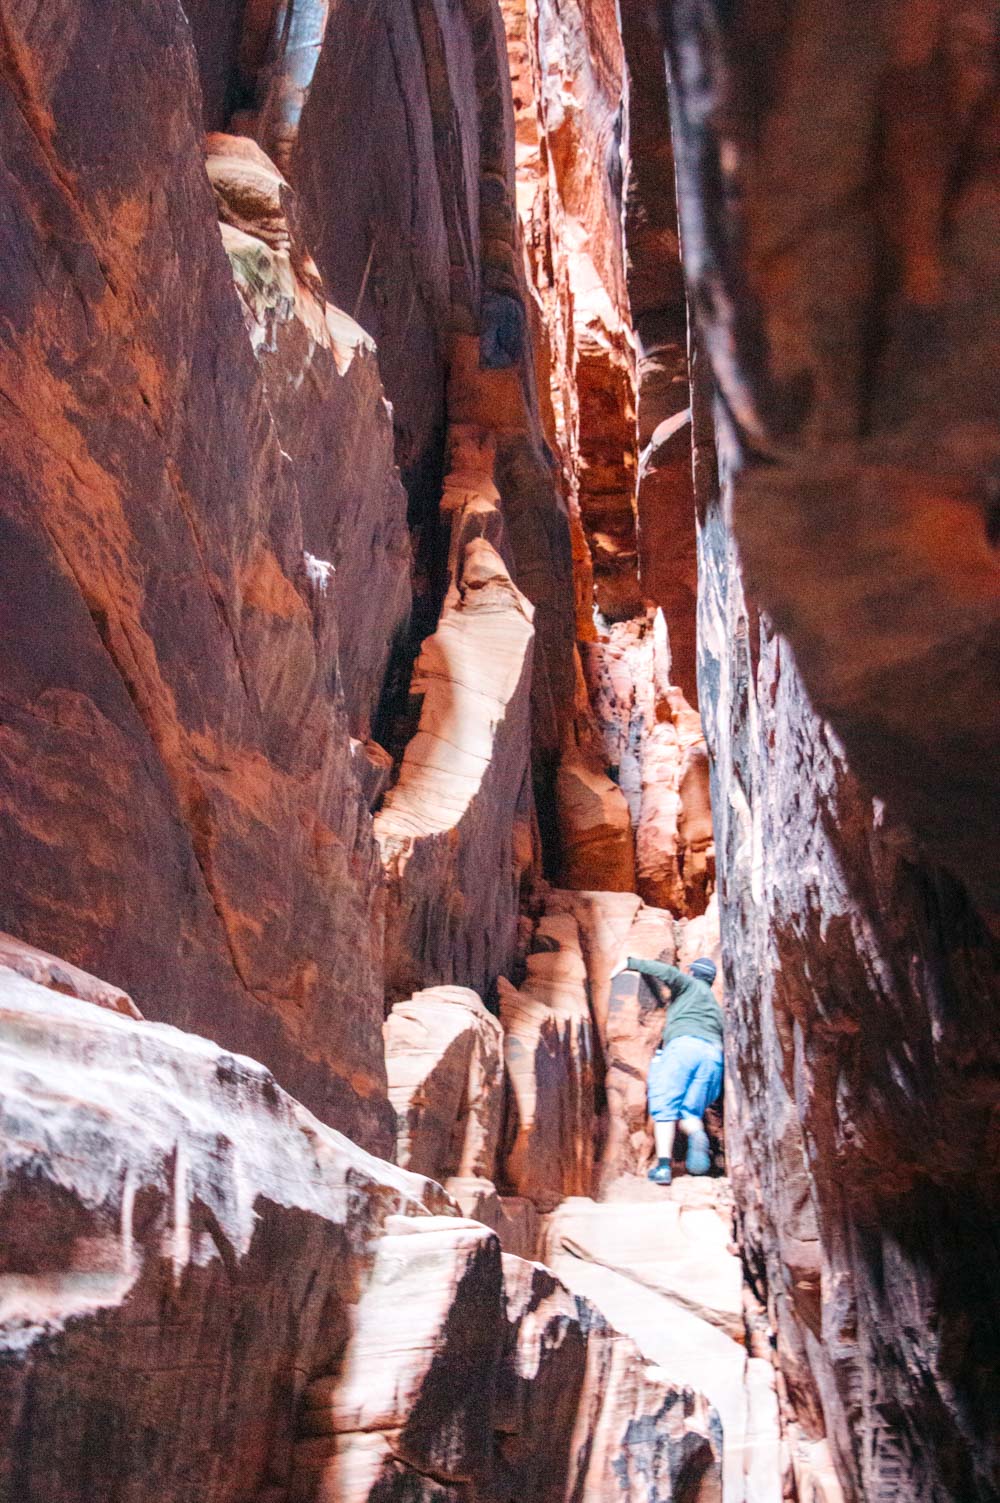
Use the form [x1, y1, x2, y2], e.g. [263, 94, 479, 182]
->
[501, 0, 713, 911]
[385, 984, 505, 1185]
[0, 968, 722, 1503]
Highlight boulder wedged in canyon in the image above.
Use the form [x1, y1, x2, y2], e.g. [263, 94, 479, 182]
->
[554, 749, 637, 892]
[0, 0, 400, 1154]
[0, 965, 723, 1503]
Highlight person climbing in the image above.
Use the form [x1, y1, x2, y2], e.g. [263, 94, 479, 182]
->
[625, 953, 723, 1185]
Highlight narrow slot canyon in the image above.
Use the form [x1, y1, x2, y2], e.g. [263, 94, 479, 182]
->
[0, 4, 996, 1503]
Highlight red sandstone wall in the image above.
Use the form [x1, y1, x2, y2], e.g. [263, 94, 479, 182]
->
[660, 4, 1000, 1496]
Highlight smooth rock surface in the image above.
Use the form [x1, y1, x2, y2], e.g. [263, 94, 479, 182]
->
[376, 487, 536, 1002]
[499, 905, 596, 1209]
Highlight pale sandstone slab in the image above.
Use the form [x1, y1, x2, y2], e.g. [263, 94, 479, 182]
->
[0, 933, 141, 1019]
[292, 1215, 723, 1502]
[0, 967, 448, 1502]
[546, 1193, 782, 1503]
[543, 1195, 744, 1342]
[384, 985, 504, 1183]
[499, 906, 596, 1209]
[0, 967, 725, 1502]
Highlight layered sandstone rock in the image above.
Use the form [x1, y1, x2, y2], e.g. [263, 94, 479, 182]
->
[293, 1216, 722, 1503]
[0, 0, 393, 1153]
[0, 966, 447, 1503]
[616, 0, 697, 705]
[582, 612, 714, 914]
[0, 933, 141, 1020]
[661, 0, 1000, 919]
[695, 420, 1000, 1502]
[0, 966, 723, 1503]
[656, 7, 1000, 1497]
[544, 1187, 780, 1503]
[501, 0, 710, 907]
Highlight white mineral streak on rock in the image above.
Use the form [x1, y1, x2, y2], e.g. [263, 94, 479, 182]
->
[0, 966, 446, 1353]
[303, 552, 335, 593]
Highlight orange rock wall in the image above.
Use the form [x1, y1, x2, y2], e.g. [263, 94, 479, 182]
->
[0, 0, 392, 1153]
[0, 0, 576, 1149]
[503, 0, 712, 917]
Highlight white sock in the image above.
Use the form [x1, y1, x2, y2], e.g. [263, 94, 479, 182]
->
[654, 1120, 676, 1161]
[679, 1114, 704, 1138]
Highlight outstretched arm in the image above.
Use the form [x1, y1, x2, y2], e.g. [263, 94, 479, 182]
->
[626, 956, 686, 993]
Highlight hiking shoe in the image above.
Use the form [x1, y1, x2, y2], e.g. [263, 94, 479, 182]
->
[647, 1158, 673, 1186]
[685, 1129, 711, 1176]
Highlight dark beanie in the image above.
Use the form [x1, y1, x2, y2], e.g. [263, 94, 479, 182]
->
[690, 957, 717, 984]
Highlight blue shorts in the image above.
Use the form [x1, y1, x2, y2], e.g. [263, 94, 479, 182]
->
[648, 1036, 724, 1122]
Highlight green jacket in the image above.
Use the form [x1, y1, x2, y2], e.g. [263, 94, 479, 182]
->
[626, 957, 723, 1050]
